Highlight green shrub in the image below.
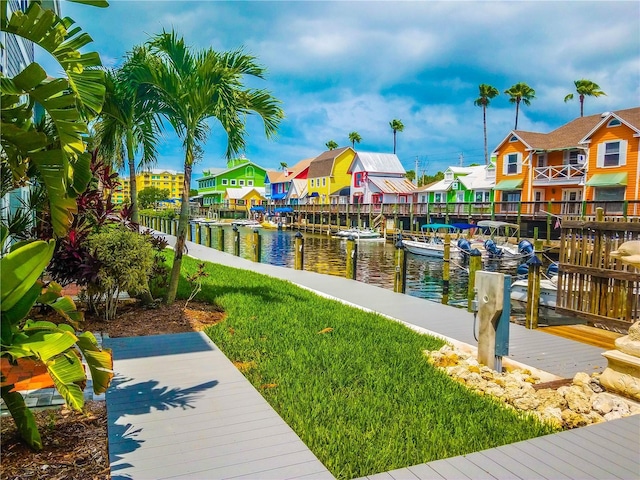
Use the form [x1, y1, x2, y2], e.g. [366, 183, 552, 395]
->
[88, 227, 154, 320]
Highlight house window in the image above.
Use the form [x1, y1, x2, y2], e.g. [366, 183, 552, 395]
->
[311, 179, 315, 187]
[372, 194, 382, 204]
[354, 172, 363, 187]
[245, 166, 255, 177]
[509, 135, 518, 142]
[247, 180, 253, 186]
[503, 191, 521, 212]
[604, 142, 620, 167]
[536, 154, 546, 167]
[475, 191, 490, 203]
[222, 179, 228, 185]
[239, 180, 245, 186]
[444, 172, 453, 181]
[434, 193, 442, 203]
[607, 118, 621, 127]
[322, 178, 326, 187]
[565, 150, 580, 165]
[506, 153, 519, 174]
[231, 179, 237, 186]
[594, 187, 625, 214]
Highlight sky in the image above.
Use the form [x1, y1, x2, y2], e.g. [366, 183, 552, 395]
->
[37, 0, 640, 184]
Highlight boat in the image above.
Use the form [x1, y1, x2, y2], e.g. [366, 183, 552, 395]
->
[401, 224, 461, 258]
[334, 228, 383, 240]
[231, 219, 263, 228]
[474, 220, 534, 260]
[510, 276, 558, 308]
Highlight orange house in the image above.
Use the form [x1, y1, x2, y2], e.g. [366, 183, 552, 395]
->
[492, 107, 639, 216]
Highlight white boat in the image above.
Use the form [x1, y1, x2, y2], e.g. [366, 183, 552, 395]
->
[510, 276, 558, 308]
[231, 219, 263, 228]
[401, 223, 461, 258]
[334, 228, 382, 240]
[475, 220, 534, 260]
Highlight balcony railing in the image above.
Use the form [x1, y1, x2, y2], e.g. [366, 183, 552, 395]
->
[533, 164, 585, 184]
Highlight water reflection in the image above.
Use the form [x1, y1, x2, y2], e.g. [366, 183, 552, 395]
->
[194, 225, 522, 307]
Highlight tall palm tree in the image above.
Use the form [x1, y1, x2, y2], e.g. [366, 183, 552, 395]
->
[132, 31, 283, 304]
[474, 84, 499, 165]
[389, 119, 404, 154]
[94, 48, 162, 224]
[564, 79, 606, 117]
[348, 131, 361, 149]
[279, 162, 288, 171]
[504, 82, 535, 130]
[325, 140, 338, 150]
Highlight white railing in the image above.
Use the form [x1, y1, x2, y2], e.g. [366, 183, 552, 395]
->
[533, 164, 585, 183]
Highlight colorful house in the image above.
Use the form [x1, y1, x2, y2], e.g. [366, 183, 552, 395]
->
[347, 152, 415, 205]
[265, 158, 312, 205]
[307, 147, 356, 204]
[196, 157, 267, 206]
[223, 186, 266, 213]
[492, 107, 639, 216]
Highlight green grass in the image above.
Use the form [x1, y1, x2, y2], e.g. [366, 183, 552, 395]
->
[170, 253, 556, 479]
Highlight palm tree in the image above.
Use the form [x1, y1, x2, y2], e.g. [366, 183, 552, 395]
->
[94, 48, 162, 224]
[279, 162, 288, 171]
[504, 82, 535, 130]
[474, 84, 500, 165]
[564, 79, 606, 117]
[389, 119, 404, 154]
[132, 31, 283, 304]
[325, 140, 338, 150]
[348, 131, 361, 149]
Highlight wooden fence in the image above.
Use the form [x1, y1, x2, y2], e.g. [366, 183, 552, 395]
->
[556, 216, 640, 333]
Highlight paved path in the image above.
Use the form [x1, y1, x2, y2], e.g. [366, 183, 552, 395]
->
[104, 233, 639, 479]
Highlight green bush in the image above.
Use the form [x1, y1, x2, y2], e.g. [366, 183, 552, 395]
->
[88, 227, 154, 320]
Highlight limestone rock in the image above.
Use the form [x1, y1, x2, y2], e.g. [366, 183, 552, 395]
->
[564, 386, 593, 414]
[591, 395, 614, 414]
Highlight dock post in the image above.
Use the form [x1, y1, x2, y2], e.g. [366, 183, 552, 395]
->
[233, 226, 240, 257]
[217, 227, 225, 252]
[187, 221, 192, 241]
[252, 229, 261, 263]
[207, 226, 213, 248]
[294, 232, 304, 270]
[345, 236, 357, 280]
[393, 237, 407, 293]
[442, 233, 451, 304]
[467, 250, 483, 312]
[195, 223, 201, 244]
[525, 254, 542, 329]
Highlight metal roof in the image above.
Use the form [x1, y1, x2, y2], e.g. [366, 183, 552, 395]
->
[351, 152, 405, 174]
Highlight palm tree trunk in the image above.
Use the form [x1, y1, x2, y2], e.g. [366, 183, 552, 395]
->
[393, 131, 397, 154]
[579, 94, 584, 117]
[483, 105, 488, 165]
[165, 149, 193, 305]
[514, 100, 520, 130]
[126, 131, 139, 224]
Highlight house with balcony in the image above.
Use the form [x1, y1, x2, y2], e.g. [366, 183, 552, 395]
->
[195, 157, 267, 206]
[307, 147, 356, 204]
[492, 107, 639, 217]
[347, 152, 415, 208]
[580, 108, 640, 215]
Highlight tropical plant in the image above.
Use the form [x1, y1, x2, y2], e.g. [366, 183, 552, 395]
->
[325, 140, 338, 150]
[129, 30, 283, 304]
[88, 226, 154, 320]
[1, 0, 113, 450]
[280, 162, 288, 171]
[474, 84, 500, 165]
[348, 131, 361, 149]
[389, 119, 404, 154]
[94, 50, 163, 223]
[564, 79, 606, 117]
[138, 186, 170, 209]
[504, 82, 535, 129]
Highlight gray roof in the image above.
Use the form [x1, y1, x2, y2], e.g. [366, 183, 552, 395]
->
[350, 152, 405, 174]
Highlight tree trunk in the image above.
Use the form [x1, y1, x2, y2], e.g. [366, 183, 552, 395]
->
[126, 131, 139, 224]
[579, 94, 584, 117]
[514, 99, 520, 130]
[483, 105, 488, 165]
[393, 131, 397, 154]
[165, 157, 193, 305]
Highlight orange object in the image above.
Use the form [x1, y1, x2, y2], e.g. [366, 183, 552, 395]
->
[0, 357, 55, 391]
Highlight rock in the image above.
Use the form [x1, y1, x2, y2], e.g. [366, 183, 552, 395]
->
[573, 372, 592, 387]
[561, 409, 591, 428]
[564, 386, 593, 414]
[536, 389, 567, 410]
[591, 395, 614, 414]
[512, 393, 540, 411]
[537, 407, 563, 428]
[615, 335, 640, 357]
[628, 321, 640, 342]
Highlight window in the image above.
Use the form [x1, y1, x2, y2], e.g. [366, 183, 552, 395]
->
[354, 172, 363, 187]
[222, 179, 228, 185]
[503, 191, 521, 212]
[607, 118, 621, 127]
[598, 140, 627, 168]
[474, 191, 490, 203]
[372, 194, 382, 204]
[434, 193, 442, 203]
[311, 179, 315, 187]
[230, 179, 237, 186]
[594, 187, 625, 213]
[444, 172, 453, 181]
[506, 153, 519, 174]
[247, 180, 253, 186]
[509, 135, 518, 142]
[565, 150, 579, 165]
[536, 154, 547, 167]
[237, 199, 245, 206]
[322, 178, 326, 187]
[239, 180, 245, 186]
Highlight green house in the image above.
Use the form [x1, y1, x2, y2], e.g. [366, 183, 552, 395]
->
[424, 165, 496, 216]
[196, 158, 268, 206]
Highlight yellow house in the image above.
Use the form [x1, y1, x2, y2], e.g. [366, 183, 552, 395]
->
[492, 107, 639, 216]
[306, 147, 356, 204]
[223, 186, 266, 213]
[114, 169, 185, 205]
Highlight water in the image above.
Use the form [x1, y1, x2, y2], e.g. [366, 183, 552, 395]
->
[192, 224, 523, 308]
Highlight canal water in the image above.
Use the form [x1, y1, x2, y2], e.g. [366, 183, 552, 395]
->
[194, 225, 524, 309]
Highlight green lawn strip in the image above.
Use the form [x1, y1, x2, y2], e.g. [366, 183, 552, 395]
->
[170, 253, 556, 479]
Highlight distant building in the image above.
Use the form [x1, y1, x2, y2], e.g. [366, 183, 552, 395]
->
[114, 169, 185, 205]
[195, 157, 268, 206]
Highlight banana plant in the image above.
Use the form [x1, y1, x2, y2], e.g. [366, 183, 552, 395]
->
[0, 237, 113, 451]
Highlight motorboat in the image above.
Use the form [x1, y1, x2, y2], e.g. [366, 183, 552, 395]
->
[334, 228, 383, 240]
[401, 224, 460, 258]
[231, 219, 263, 228]
[510, 276, 558, 308]
[474, 220, 534, 260]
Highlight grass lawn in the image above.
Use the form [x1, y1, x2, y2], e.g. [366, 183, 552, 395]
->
[172, 253, 556, 479]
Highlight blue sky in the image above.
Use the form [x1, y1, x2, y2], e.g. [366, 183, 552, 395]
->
[37, 1, 639, 184]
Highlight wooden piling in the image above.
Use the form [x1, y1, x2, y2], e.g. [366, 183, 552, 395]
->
[294, 232, 304, 270]
[217, 227, 225, 252]
[467, 251, 483, 312]
[195, 223, 201, 244]
[346, 237, 357, 280]
[207, 226, 213, 248]
[393, 238, 407, 293]
[442, 233, 450, 304]
[252, 229, 261, 262]
[233, 226, 240, 257]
